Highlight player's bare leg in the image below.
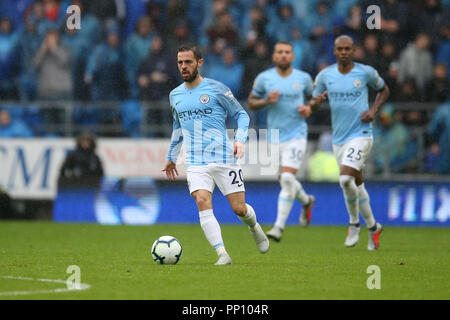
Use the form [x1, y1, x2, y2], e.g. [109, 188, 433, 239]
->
[227, 191, 269, 254]
[192, 190, 231, 265]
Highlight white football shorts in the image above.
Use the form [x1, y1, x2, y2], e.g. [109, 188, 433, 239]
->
[333, 137, 373, 171]
[279, 138, 308, 170]
[186, 163, 245, 196]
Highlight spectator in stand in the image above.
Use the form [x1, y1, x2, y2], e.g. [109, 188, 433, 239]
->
[362, 33, 380, 70]
[0, 0, 35, 31]
[285, 0, 317, 21]
[207, 46, 244, 99]
[84, 26, 127, 102]
[378, 40, 398, 99]
[377, 0, 409, 49]
[42, 0, 68, 28]
[125, 16, 157, 99]
[266, 3, 299, 43]
[291, 28, 308, 70]
[241, 40, 271, 102]
[166, 19, 195, 56]
[16, 18, 43, 102]
[436, 25, 450, 81]
[166, 0, 188, 34]
[138, 35, 177, 101]
[397, 33, 434, 97]
[373, 105, 414, 173]
[138, 36, 177, 137]
[346, 4, 364, 40]
[300, 38, 322, 77]
[303, 1, 333, 39]
[206, 10, 239, 48]
[16, 19, 41, 101]
[81, 0, 126, 23]
[416, 0, 449, 50]
[0, 17, 19, 100]
[200, 0, 243, 44]
[201, 37, 227, 76]
[62, 0, 102, 101]
[32, 29, 72, 132]
[317, 16, 353, 67]
[26, 0, 53, 40]
[353, 43, 366, 63]
[32, 29, 72, 100]
[425, 64, 449, 102]
[146, 1, 167, 35]
[0, 108, 33, 137]
[428, 100, 450, 174]
[333, 0, 357, 20]
[240, 6, 268, 44]
[396, 78, 421, 102]
[68, 0, 102, 45]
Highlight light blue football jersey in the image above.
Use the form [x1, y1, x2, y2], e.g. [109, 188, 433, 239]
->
[167, 78, 250, 166]
[251, 68, 313, 143]
[313, 63, 385, 146]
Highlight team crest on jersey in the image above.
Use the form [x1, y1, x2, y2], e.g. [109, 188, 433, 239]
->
[292, 82, 301, 90]
[200, 94, 210, 104]
[353, 79, 362, 87]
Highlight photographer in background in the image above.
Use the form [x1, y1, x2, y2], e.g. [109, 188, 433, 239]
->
[58, 130, 104, 189]
[0, 187, 16, 219]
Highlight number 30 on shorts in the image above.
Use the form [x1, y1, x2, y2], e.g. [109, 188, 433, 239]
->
[229, 169, 244, 187]
[290, 149, 303, 161]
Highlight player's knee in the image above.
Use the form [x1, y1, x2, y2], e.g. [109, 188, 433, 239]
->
[280, 172, 298, 198]
[231, 202, 247, 217]
[339, 175, 355, 190]
[193, 193, 212, 209]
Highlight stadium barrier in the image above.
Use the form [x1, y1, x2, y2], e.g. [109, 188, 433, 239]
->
[52, 178, 449, 226]
[0, 100, 443, 176]
[0, 138, 448, 225]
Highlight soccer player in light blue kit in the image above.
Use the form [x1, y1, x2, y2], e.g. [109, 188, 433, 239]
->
[311, 35, 390, 250]
[162, 44, 269, 265]
[248, 41, 316, 241]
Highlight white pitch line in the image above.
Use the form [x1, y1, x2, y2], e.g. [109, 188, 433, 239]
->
[0, 275, 91, 296]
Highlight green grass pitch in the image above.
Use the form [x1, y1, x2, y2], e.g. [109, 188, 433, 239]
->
[0, 221, 449, 300]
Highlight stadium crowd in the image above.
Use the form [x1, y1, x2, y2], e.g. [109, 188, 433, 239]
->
[0, 0, 449, 173]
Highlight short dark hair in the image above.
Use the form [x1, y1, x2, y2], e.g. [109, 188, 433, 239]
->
[274, 41, 293, 49]
[177, 43, 202, 61]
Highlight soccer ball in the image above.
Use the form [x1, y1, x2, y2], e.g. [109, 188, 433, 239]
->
[151, 235, 183, 265]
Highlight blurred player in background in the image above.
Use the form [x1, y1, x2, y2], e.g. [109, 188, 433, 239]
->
[248, 41, 315, 242]
[310, 35, 390, 250]
[162, 44, 269, 265]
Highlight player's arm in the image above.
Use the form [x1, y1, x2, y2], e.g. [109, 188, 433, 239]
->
[297, 75, 315, 118]
[247, 91, 279, 111]
[297, 95, 313, 118]
[309, 71, 327, 112]
[247, 74, 278, 111]
[232, 109, 250, 159]
[162, 107, 183, 181]
[309, 91, 328, 112]
[220, 87, 249, 159]
[360, 84, 391, 123]
[360, 67, 390, 123]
